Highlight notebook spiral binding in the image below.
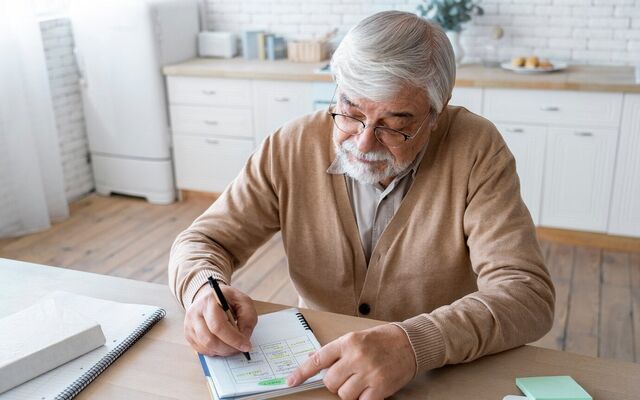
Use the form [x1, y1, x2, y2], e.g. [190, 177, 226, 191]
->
[54, 308, 166, 400]
[295, 312, 312, 331]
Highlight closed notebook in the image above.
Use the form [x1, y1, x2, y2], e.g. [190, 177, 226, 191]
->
[199, 308, 325, 400]
[0, 291, 165, 400]
[0, 297, 106, 394]
[516, 376, 592, 400]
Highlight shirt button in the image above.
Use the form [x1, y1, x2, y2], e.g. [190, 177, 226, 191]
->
[358, 303, 371, 315]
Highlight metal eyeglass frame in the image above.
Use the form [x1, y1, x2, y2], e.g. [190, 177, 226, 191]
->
[327, 86, 430, 148]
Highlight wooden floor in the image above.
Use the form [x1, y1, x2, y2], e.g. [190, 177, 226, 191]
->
[1, 194, 639, 364]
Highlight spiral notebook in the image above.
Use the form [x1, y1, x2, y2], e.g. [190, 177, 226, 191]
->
[198, 308, 325, 400]
[0, 291, 165, 400]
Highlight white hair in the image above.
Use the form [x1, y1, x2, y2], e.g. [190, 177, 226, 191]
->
[330, 10, 456, 117]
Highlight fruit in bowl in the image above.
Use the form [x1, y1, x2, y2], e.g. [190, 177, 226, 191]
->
[511, 56, 554, 69]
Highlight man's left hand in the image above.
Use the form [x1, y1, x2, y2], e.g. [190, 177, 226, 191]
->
[287, 324, 416, 400]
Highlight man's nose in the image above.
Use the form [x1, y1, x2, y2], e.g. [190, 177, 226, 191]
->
[355, 125, 379, 154]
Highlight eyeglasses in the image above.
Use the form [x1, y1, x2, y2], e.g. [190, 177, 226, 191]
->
[327, 88, 430, 148]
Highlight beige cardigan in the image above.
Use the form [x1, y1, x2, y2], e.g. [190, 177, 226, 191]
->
[168, 106, 555, 373]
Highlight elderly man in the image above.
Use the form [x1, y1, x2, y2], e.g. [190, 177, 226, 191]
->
[169, 10, 555, 400]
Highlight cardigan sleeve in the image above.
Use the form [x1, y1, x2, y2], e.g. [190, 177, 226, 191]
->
[396, 142, 555, 373]
[168, 136, 281, 308]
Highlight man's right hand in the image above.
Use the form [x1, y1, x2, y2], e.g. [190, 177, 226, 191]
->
[184, 283, 258, 357]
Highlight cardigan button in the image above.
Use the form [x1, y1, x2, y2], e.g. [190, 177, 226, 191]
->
[358, 303, 371, 315]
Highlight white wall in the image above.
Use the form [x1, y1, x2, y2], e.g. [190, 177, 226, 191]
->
[40, 18, 93, 202]
[205, 0, 640, 66]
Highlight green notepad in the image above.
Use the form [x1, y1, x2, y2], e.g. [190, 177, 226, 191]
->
[516, 376, 592, 400]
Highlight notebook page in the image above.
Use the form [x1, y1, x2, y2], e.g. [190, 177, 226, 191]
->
[202, 308, 324, 398]
[0, 292, 161, 400]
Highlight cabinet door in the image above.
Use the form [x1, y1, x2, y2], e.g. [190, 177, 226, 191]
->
[541, 127, 618, 232]
[252, 80, 313, 145]
[484, 89, 622, 129]
[167, 77, 252, 107]
[496, 124, 546, 224]
[450, 87, 483, 116]
[608, 94, 640, 237]
[170, 105, 253, 139]
[173, 135, 254, 193]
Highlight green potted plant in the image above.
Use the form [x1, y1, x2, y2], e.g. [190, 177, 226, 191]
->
[417, 0, 484, 65]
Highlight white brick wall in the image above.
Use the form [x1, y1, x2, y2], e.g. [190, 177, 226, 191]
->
[205, 0, 640, 66]
[40, 18, 94, 202]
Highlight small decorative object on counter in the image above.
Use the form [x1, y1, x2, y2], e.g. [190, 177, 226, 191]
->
[287, 28, 337, 63]
[482, 26, 504, 67]
[242, 31, 287, 61]
[417, 0, 484, 66]
[242, 31, 263, 60]
[198, 31, 237, 58]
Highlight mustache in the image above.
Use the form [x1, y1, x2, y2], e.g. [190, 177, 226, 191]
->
[339, 139, 394, 162]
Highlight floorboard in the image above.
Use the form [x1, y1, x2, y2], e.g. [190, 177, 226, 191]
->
[599, 251, 634, 362]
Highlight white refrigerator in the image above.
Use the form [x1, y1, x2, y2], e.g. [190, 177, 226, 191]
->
[70, 0, 199, 204]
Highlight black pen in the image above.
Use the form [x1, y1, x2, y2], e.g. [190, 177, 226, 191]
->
[207, 276, 251, 361]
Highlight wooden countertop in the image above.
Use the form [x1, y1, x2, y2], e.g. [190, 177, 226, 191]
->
[163, 58, 640, 93]
[2, 258, 640, 399]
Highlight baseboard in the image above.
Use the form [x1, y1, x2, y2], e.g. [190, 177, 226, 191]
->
[536, 227, 640, 253]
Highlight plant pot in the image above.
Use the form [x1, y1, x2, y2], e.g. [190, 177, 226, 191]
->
[446, 31, 464, 66]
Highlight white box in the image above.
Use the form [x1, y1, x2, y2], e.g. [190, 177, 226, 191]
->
[198, 31, 237, 58]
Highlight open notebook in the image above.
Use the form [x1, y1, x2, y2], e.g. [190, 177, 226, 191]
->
[0, 291, 165, 400]
[199, 308, 325, 400]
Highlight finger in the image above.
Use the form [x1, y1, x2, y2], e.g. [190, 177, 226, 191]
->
[358, 387, 384, 400]
[336, 374, 367, 400]
[192, 316, 239, 356]
[287, 340, 341, 387]
[322, 360, 354, 394]
[203, 300, 252, 352]
[230, 292, 258, 337]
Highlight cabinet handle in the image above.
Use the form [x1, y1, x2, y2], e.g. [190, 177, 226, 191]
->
[202, 90, 217, 95]
[574, 131, 593, 137]
[204, 120, 218, 126]
[205, 138, 220, 145]
[540, 106, 560, 111]
[506, 128, 524, 133]
[274, 97, 290, 102]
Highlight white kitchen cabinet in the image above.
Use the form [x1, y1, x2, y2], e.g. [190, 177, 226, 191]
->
[484, 89, 622, 129]
[167, 76, 257, 193]
[252, 80, 314, 145]
[173, 135, 254, 192]
[450, 87, 483, 116]
[169, 105, 253, 139]
[496, 123, 546, 224]
[608, 94, 640, 237]
[541, 127, 618, 232]
[167, 77, 252, 107]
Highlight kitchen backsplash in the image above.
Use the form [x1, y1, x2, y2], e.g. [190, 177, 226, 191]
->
[206, 0, 640, 66]
[38, 0, 638, 201]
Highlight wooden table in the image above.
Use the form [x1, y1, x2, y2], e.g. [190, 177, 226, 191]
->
[1, 258, 639, 399]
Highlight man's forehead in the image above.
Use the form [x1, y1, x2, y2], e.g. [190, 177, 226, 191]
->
[339, 92, 417, 119]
